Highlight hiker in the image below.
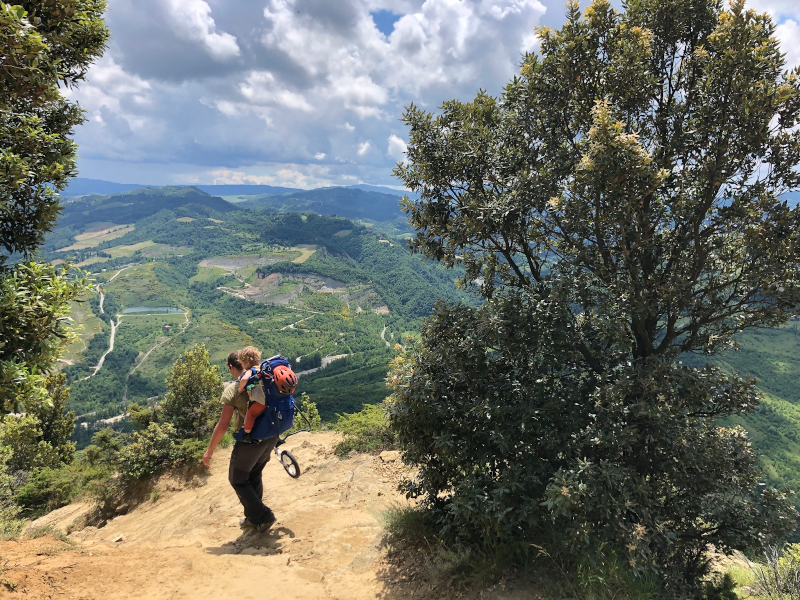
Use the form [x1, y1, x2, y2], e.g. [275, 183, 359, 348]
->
[202, 350, 278, 531]
[237, 345, 267, 443]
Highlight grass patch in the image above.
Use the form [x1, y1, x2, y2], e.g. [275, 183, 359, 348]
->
[25, 525, 75, 546]
[238, 266, 257, 281]
[333, 229, 352, 237]
[57, 224, 134, 252]
[104, 263, 185, 307]
[189, 266, 227, 284]
[333, 404, 397, 456]
[290, 244, 317, 264]
[75, 256, 111, 267]
[218, 194, 259, 203]
[61, 299, 106, 364]
[176, 217, 195, 223]
[106, 240, 157, 258]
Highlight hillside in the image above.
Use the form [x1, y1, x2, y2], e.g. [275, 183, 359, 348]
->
[42, 186, 468, 443]
[242, 187, 406, 223]
[0, 433, 458, 600]
[43, 184, 800, 502]
[1, 433, 541, 600]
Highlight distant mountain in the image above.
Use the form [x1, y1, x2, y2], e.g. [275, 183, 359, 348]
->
[61, 178, 153, 198]
[348, 184, 419, 199]
[58, 186, 236, 230]
[195, 184, 301, 196]
[245, 187, 406, 222]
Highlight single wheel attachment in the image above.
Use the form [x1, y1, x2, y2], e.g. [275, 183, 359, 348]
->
[278, 449, 300, 478]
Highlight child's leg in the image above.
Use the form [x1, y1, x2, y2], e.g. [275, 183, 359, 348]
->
[244, 402, 266, 433]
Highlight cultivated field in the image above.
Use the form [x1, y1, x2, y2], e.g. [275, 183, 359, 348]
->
[57, 223, 135, 252]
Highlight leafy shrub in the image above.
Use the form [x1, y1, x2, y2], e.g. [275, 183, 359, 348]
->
[14, 463, 111, 515]
[287, 393, 322, 434]
[0, 372, 76, 475]
[160, 344, 223, 438]
[0, 447, 23, 540]
[334, 403, 396, 457]
[119, 422, 178, 480]
[747, 544, 800, 599]
[15, 467, 76, 514]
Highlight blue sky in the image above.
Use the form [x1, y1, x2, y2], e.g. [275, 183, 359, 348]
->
[66, 0, 800, 189]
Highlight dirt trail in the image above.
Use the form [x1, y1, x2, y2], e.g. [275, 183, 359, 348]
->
[80, 315, 118, 381]
[1, 433, 421, 600]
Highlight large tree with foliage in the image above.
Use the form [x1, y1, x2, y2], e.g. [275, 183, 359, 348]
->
[160, 344, 223, 439]
[0, 1, 108, 412]
[391, 0, 800, 589]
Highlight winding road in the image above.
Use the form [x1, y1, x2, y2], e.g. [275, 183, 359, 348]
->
[84, 265, 188, 382]
[80, 315, 119, 381]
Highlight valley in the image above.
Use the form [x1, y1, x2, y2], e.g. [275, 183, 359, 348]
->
[48, 185, 465, 447]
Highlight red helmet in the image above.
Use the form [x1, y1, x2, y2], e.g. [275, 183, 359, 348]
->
[272, 365, 298, 395]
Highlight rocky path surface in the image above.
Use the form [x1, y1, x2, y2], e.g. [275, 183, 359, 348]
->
[0, 433, 426, 600]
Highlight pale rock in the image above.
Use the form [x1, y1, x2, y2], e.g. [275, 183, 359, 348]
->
[379, 451, 400, 463]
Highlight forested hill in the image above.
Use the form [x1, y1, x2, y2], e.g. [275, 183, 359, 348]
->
[240, 187, 405, 222]
[58, 180, 413, 229]
[48, 187, 235, 251]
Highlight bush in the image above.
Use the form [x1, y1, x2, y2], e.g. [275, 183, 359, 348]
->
[14, 463, 111, 516]
[0, 505, 24, 541]
[334, 403, 396, 457]
[119, 422, 178, 480]
[287, 393, 322, 434]
[747, 544, 800, 599]
[160, 344, 223, 439]
[15, 467, 76, 514]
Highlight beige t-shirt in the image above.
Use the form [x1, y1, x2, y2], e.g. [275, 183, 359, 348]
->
[220, 381, 249, 431]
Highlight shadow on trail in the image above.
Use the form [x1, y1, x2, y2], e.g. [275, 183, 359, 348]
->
[205, 525, 296, 556]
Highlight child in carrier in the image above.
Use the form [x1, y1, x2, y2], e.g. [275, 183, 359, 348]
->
[237, 346, 267, 442]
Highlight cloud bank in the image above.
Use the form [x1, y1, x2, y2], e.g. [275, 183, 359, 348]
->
[69, 0, 800, 188]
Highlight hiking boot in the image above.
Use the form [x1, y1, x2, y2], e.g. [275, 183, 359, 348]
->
[239, 518, 257, 529]
[257, 511, 276, 532]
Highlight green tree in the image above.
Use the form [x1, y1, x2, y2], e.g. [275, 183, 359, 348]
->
[0, 371, 75, 476]
[30, 372, 76, 465]
[160, 344, 223, 438]
[391, 0, 800, 590]
[0, 1, 108, 413]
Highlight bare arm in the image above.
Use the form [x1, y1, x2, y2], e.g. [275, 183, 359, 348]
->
[237, 372, 249, 393]
[203, 405, 235, 466]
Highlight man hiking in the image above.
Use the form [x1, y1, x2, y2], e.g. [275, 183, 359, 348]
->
[203, 350, 278, 530]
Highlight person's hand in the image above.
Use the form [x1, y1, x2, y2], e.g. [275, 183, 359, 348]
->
[202, 450, 213, 466]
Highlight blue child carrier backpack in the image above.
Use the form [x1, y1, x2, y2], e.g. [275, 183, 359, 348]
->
[234, 355, 296, 442]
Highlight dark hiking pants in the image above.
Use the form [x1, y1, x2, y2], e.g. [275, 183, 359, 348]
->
[228, 436, 279, 524]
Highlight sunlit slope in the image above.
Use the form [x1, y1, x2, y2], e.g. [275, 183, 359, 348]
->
[717, 325, 800, 493]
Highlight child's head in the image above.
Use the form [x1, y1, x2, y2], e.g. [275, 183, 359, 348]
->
[239, 346, 261, 368]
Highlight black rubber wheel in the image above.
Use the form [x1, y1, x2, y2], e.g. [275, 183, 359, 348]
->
[279, 450, 300, 478]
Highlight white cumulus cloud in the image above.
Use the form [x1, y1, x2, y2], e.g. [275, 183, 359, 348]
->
[165, 0, 241, 62]
[239, 71, 313, 111]
[357, 141, 372, 156]
[387, 134, 407, 159]
[776, 19, 800, 69]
